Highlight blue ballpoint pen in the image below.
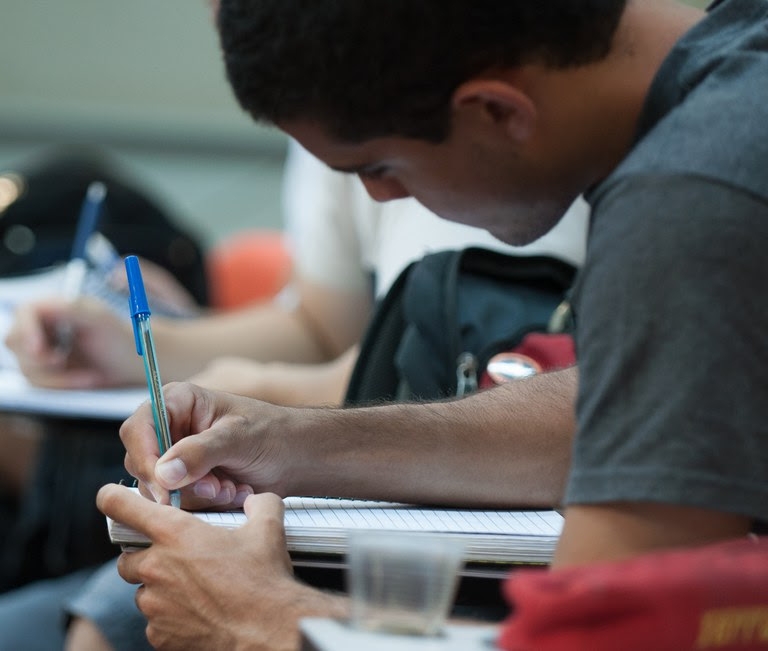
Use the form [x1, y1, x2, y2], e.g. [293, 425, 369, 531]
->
[61, 181, 107, 300]
[125, 255, 181, 508]
[58, 181, 107, 352]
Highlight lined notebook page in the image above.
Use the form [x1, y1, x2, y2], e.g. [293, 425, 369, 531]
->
[109, 492, 563, 564]
[283, 497, 562, 536]
[185, 498, 562, 536]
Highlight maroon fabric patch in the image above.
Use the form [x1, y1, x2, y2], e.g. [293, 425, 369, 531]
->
[498, 537, 768, 650]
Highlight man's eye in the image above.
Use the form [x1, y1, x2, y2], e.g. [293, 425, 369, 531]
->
[359, 166, 387, 181]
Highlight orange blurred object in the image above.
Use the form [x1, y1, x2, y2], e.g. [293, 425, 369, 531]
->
[207, 230, 292, 310]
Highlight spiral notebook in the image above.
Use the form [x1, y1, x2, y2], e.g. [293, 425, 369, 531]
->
[107, 490, 564, 565]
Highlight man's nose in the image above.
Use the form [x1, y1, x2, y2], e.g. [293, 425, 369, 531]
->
[359, 176, 411, 202]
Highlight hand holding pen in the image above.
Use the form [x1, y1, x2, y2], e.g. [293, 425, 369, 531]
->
[3, 181, 138, 388]
[5, 297, 136, 388]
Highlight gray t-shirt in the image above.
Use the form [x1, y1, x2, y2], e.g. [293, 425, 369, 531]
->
[566, 0, 768, 522]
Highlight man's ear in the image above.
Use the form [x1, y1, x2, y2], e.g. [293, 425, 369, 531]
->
[452, 79, 537, 142]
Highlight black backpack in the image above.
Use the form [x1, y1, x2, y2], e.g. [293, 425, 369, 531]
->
[345, 247, 577, 405]
[0, 150, 209, 306]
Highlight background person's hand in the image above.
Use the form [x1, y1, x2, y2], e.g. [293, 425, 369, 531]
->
[5, 297, 141, 388]
[107, 256, 200, 316]
[186, 356, 275, 398]
[99, 485, 346, 650]
[120, 382, 301, 509]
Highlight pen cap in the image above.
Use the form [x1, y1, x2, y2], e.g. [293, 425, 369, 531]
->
[126, 255, 150, 356]
[125, 255, 151, 318]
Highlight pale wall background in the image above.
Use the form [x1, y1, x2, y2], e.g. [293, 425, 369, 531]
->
[0, 0, 714, 249]
[0, 0, 287, 248]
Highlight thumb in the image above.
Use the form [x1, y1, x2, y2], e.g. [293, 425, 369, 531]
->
[243, 492, 285, 522]
[243, 493, 290, 553]
[242, 493, 293, 573]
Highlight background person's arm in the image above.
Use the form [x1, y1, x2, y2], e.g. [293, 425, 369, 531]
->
[187, 345, 359, 407]
[152, 278, 370, 380]
[4, 277, 370, 390]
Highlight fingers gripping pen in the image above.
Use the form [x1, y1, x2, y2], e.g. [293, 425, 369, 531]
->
[125, 255, 181, 508]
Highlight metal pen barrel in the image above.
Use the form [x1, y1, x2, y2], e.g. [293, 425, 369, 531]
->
[136, 315, 173, 456]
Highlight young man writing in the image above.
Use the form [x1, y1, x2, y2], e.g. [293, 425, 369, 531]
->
[98, 1, 768, 648]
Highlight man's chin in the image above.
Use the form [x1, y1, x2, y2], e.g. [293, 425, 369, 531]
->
[488, 222, 558, 247]
[487, 204, 572, 246]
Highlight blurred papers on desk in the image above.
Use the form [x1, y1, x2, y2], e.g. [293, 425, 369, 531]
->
[0, 369, 148, 421]
[0, 266, 148, 420]
[0, 261, 129, 316]
[109, 489, 564, 566]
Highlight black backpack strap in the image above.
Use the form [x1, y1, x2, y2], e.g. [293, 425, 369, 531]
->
[395, 250, 462, 398]
[343, 260, 415, 406]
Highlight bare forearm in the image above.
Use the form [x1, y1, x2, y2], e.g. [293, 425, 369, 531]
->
[152, 279, 371, 382]
[283, 367, 577, 508]
[257, 346, 359, 406]
[154, 304, 329, 380]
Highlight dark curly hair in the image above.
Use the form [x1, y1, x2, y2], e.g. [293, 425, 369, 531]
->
[218, 0, 628, 143]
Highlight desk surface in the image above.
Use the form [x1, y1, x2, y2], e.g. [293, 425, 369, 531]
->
[300, 618, 499, 651]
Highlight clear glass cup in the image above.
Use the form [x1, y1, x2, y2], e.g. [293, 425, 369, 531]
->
[346, 530, 465, 636]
